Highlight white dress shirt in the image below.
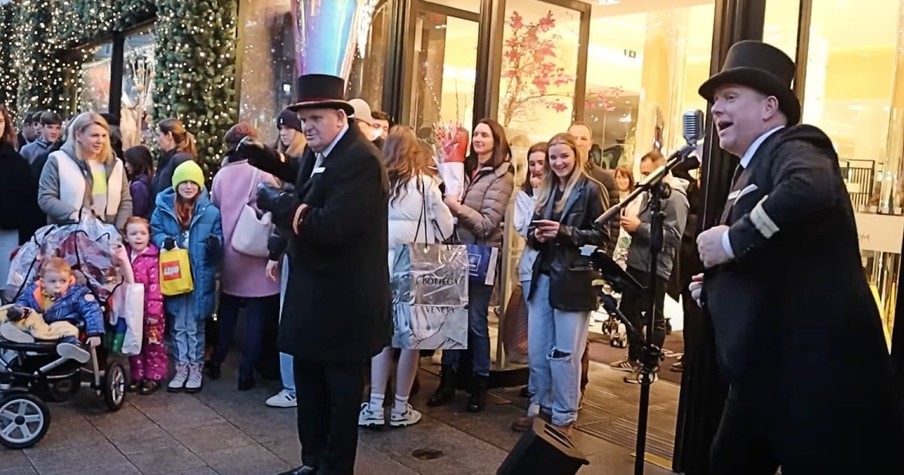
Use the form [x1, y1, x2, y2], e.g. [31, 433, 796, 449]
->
[310, 123, 349, 177]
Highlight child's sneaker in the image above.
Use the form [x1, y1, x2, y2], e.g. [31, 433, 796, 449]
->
[389, 404, 422, 428]
[358, 402, 385, 428]
[56, 342, 90, 364]
[168, 363, 188, 392]
[184, 363, 203, 393]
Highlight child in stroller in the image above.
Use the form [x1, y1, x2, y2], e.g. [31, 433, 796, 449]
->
[0, 220, 128, 449]
[11, 258, 104, 354]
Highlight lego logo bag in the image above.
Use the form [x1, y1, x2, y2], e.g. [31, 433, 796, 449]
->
[159, 247, 194, 296]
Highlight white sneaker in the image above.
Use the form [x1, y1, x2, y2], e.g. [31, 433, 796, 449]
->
[168, 363, 188, 392]
[266, 389, 297, 408]
[184, 363, 203, 393]
[358, 402, 385, 428]
[56, 342, 90, 364]
[389, 404, 422, 428]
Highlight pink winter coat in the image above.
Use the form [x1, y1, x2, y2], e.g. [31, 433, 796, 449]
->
[211, 158, 280, 298]
[128, 244, 164, 343]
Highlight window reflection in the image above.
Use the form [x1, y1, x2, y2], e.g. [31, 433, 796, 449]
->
[78, 43, 113, 113]
[121, 27, 156, 148]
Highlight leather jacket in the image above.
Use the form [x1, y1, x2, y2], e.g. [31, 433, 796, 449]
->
[527, 176, 608, 312]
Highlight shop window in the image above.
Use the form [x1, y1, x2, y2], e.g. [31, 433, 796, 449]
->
[237, 0, 391, 144]
[121, 27, 156, 149]
[346, 0, 393, 113]
[797, 0, 904, 341]
[496, 0, 581, 149]
[407, 8, 480, 136]
[763, 0, 801, 62]
[77, 43, 113, 113]
[580, 1, 715, 173]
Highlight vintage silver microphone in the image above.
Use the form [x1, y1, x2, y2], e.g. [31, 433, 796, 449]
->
[594, 109, 704, 226]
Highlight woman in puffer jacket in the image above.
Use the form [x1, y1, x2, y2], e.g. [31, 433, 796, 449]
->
[429, 118, 514, 413]
[358, 126, 454, 429]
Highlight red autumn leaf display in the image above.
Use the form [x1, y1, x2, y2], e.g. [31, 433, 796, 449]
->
[499, 10, 575, 127]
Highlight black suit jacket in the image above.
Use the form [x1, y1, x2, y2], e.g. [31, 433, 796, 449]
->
[703, 125, 902, 441]
[252, 120, 392, 362]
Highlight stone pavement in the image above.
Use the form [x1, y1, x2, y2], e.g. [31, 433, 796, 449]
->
[0, 354, 680, 475]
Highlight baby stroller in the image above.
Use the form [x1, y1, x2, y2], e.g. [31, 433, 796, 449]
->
[0, 218, 129, 449]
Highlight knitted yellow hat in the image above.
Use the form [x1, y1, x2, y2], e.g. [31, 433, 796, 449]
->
[172, 160, 205, 190]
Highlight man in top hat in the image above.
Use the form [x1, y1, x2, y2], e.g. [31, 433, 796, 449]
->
[692, 40, 904, 473]
[238, 73, 391, 475]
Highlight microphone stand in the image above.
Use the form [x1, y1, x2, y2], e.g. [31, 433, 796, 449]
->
[593, 141, 697, 475]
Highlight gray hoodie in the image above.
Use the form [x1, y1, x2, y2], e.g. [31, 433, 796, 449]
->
[625, 179, 689, 281]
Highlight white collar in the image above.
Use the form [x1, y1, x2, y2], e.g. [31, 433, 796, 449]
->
[318, 124, 349, 158]
[740, 126, 784, 169]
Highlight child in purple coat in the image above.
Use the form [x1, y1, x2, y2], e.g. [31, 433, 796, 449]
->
[124, 146, 154, 219]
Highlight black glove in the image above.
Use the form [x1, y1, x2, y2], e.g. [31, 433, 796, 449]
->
[256, 182, 300, 230]
[237, 136, 281, 168]
[206, 236, 220, 251]
[163, 238, 176, 251]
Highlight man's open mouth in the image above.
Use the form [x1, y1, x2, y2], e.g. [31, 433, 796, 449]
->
[716, 121, 733, 132]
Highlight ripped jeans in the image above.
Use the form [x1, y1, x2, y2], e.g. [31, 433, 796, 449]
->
[527, 274, 590, 426]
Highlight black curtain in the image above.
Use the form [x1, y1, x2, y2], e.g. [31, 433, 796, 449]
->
[671, 1, 767, 473]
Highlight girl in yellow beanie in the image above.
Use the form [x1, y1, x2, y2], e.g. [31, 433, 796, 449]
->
[150, 160, 222, 393]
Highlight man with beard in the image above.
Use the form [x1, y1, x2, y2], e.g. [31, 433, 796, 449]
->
[693, 40, 904, 474]
[239, 73, 391, 475]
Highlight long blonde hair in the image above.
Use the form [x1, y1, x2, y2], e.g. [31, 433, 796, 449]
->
[65, 112, 113, 162]
[158, 118, 197, 157]
[536, 133, 588, 214]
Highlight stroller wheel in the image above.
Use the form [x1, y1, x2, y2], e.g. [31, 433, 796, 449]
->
[102, 362, 127, 411]
[0, 393, 51, 449]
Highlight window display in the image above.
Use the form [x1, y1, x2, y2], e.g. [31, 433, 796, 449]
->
[77, 43, 113, 113]
[121, 27, 156, 149]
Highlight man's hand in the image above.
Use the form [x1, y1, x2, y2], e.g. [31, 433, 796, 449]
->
[620, 215, 641, 233]
[87, 336, 101, 348]
[697, 225, 732, 268]
[237, 136, 282, 167]
[689, 273, 704, 307]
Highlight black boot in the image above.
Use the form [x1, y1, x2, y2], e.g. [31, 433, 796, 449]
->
[427, 365, 456, 407]
[467, 375, 488, 413]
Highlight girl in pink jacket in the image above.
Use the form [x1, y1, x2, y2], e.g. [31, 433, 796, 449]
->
[124, 216, 167, 394]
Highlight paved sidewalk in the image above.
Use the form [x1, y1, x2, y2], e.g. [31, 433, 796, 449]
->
[0, 355, 679, 474]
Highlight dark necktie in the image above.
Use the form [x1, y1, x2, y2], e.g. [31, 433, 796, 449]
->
[730, 164, 744, 191]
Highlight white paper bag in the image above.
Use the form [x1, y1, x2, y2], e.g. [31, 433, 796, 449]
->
[113, 283, 145, 356]
[437, 162, 465, 199]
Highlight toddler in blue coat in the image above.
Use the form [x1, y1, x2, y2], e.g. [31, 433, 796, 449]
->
[14, 257, 105, 363]
[150, 160, 222, 394]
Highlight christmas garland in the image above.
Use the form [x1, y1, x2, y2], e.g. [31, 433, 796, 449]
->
[0, 0, 237, 174]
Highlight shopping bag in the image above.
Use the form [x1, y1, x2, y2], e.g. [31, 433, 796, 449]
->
[159, 248, 193, 296]
[111, 283, 145, 355]
[391, 243, 469, 350]
[466, 244, 498, 286]
[231, 168, 274, 258]
[501, 284, 529, 364]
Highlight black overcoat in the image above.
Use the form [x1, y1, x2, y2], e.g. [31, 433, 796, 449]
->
[254, 121, 391, 362]
[703, 125, 904, 465]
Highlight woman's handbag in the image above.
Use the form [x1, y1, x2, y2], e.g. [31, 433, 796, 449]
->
[231, 168, 274, 258]
[159, 247, 193, 296]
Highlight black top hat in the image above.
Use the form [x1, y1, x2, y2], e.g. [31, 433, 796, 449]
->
[698, 41, 800, 125]
[287, 74, 354, 115]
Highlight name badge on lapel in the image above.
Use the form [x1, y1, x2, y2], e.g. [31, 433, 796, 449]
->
[312, 166, 326, 175]
[728, 184, 758, 202]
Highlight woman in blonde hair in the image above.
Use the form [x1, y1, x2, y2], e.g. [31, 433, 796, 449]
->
[37, 111, 132, 229]
[511, 132, 607, 434]
[357, 125, 454, 429]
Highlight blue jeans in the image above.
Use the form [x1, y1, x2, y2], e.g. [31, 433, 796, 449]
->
[279, 256, 294, 394]
[442, 282, 493, 377]
[169, 295, 205, 364]
[213, 293, 280, 378]
[527, 274, 589, 426]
